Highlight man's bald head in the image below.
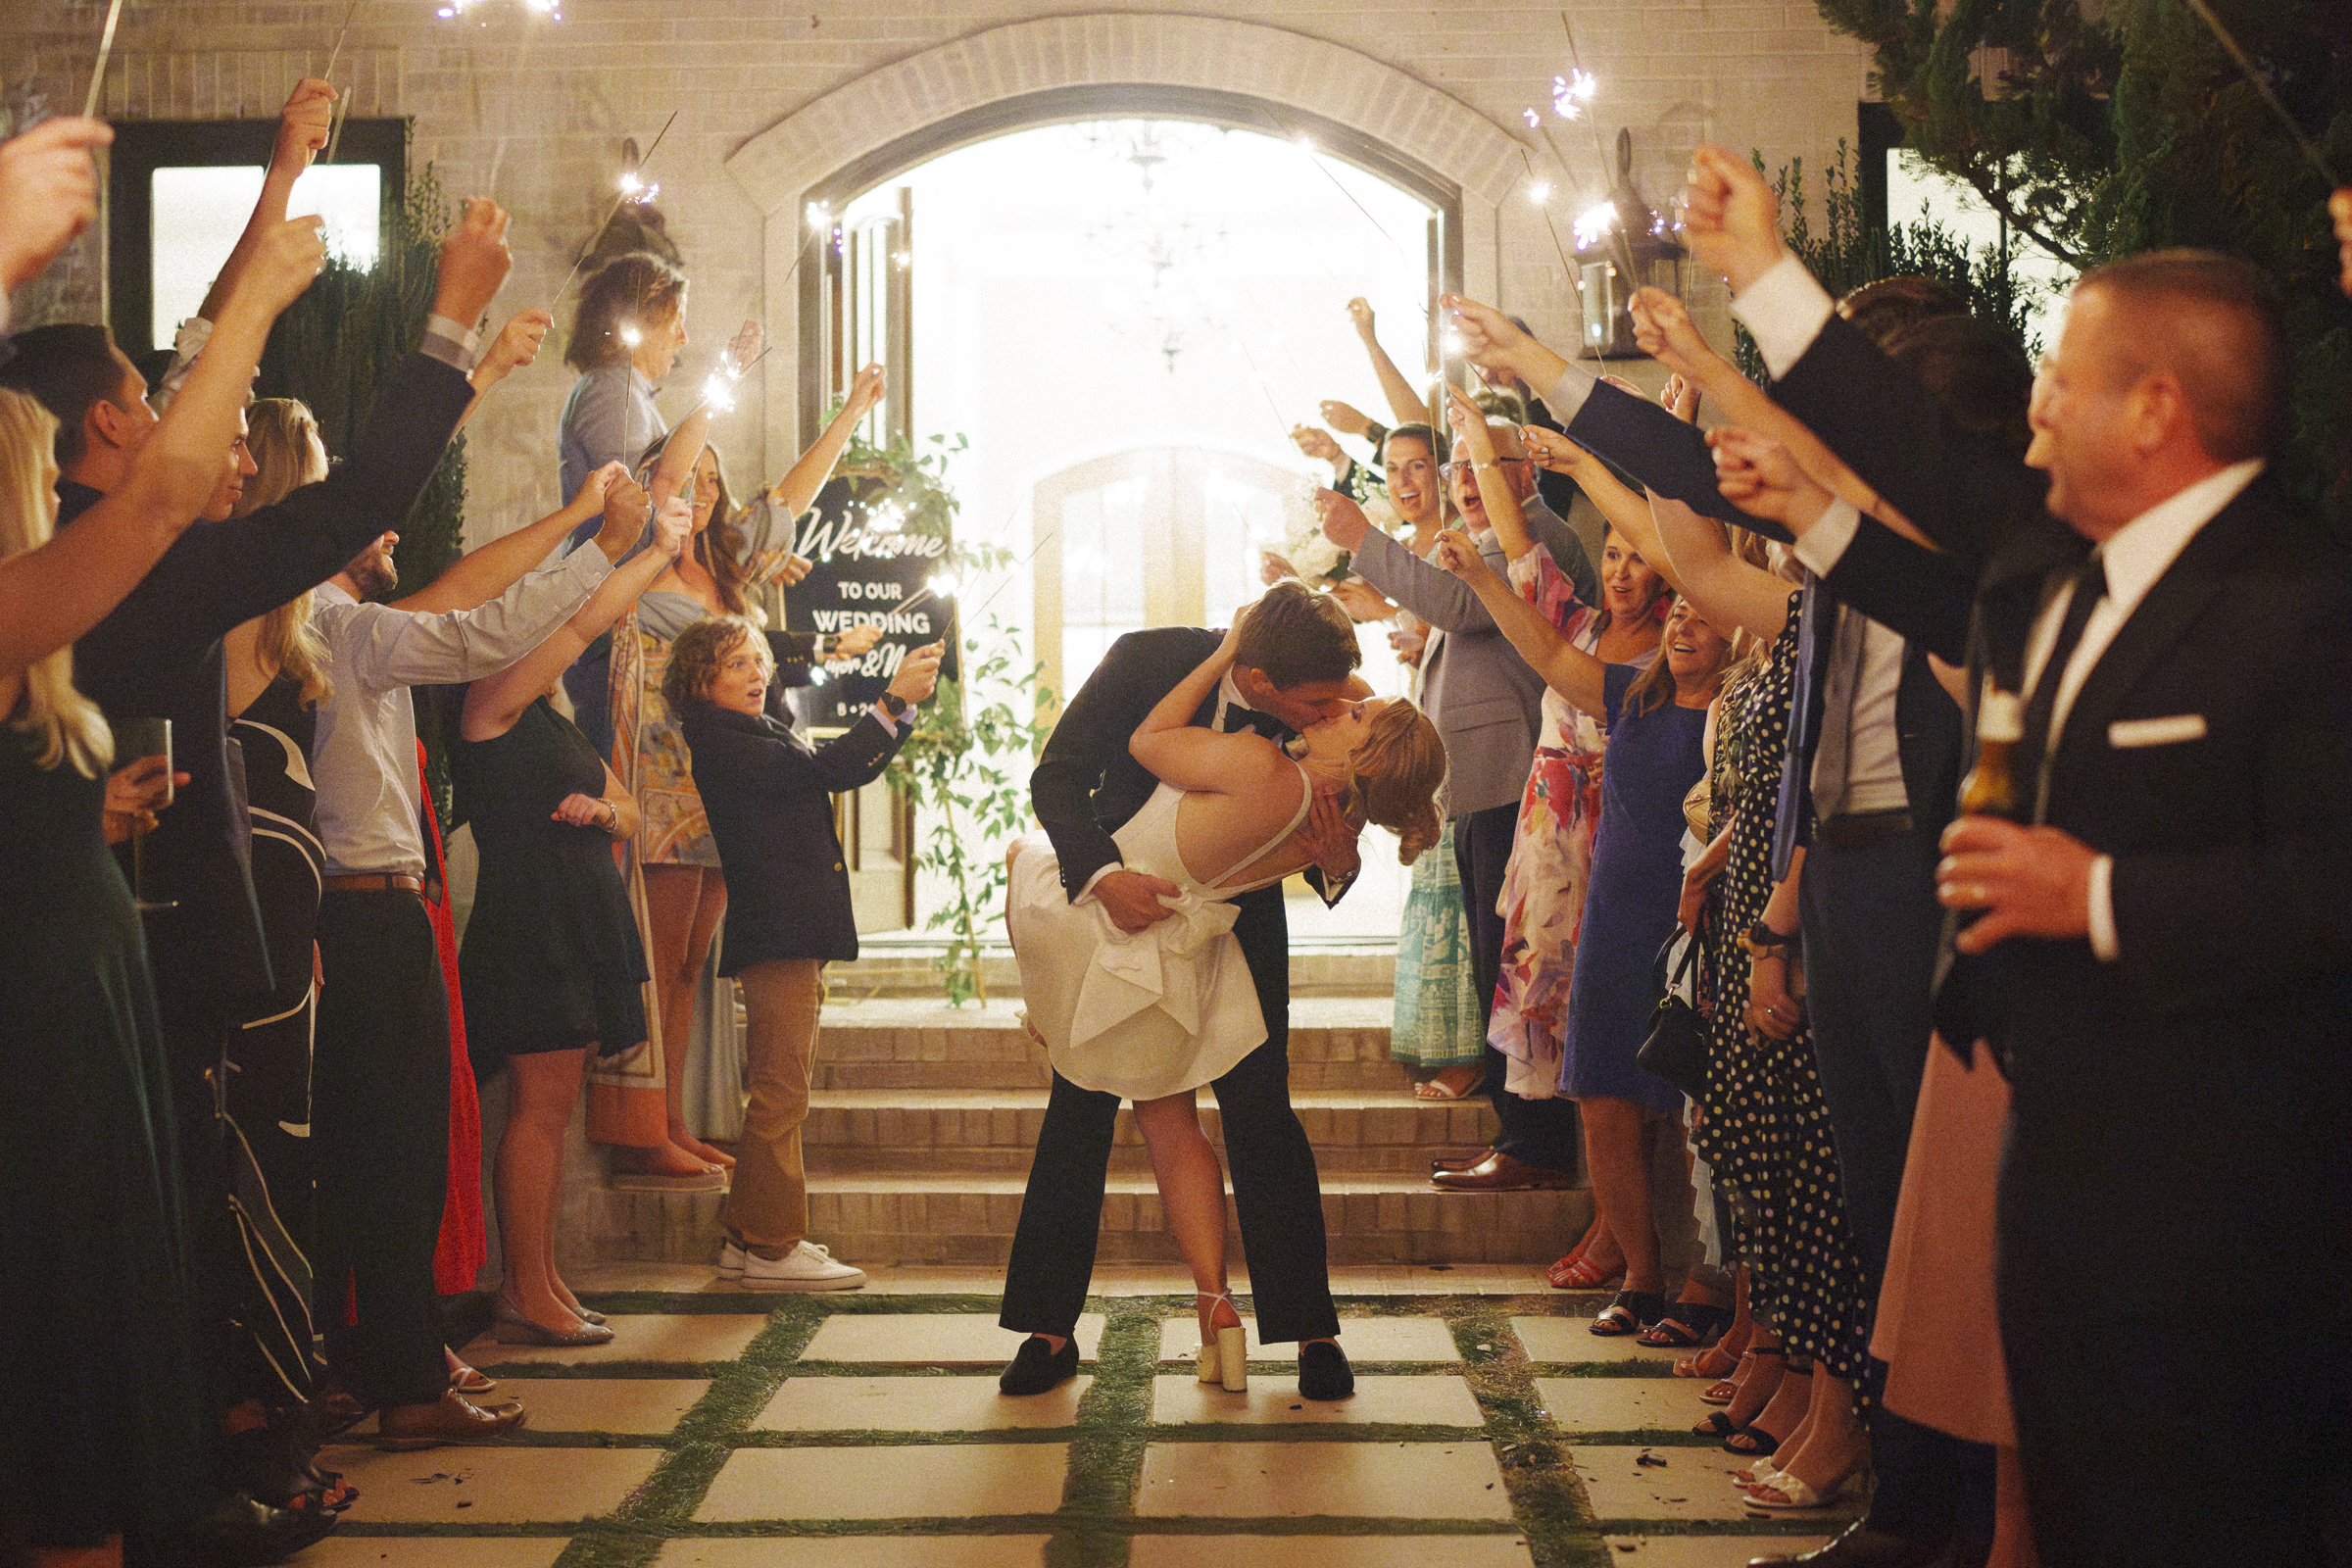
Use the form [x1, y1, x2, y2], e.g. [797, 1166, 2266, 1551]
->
[2076, 249, 2288, 466]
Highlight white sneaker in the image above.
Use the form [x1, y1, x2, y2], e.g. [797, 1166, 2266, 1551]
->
[717, 1238, 746, 1278]
[738, 1240, 867, 1292]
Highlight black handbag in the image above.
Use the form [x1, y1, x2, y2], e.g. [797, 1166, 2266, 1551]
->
[1636, 932, 1708, 1099]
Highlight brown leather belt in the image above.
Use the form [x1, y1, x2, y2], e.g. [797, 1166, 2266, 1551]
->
[322, 872, 423, 894]
[1813, 809, 1916, 852]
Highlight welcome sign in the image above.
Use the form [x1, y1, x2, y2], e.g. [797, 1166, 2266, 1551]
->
[785, 477, 961, 731]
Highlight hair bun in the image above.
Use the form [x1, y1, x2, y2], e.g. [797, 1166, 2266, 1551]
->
[1393, 800, 1442, 865]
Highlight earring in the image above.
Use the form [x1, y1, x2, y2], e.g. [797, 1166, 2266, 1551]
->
[1283, 733, 1310, 760]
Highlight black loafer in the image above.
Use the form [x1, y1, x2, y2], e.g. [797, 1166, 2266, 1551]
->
[998, 1335, 1078, 1396]
[182, 1488, 338, 1567]
[1298, 1340, 1354, 1400]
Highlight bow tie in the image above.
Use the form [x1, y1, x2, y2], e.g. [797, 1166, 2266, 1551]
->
[1221, 706, 1287, 740]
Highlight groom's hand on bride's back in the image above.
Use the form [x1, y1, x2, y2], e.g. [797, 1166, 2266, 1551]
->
[1093, 867, 1181, 933]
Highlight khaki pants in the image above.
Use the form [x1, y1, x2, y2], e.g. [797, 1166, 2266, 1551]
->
[722, 957, 823, 1250]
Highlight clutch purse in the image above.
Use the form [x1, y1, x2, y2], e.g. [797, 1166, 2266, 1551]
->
[1636, 932, 1708, 1099]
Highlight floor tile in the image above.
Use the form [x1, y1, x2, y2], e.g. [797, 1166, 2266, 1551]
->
[801, 1312, 1106, 1364]
[1154, 1313, 1459, 1362]
[695, 1444, 1070, 1520]
[466, 1314, 771, 1367]
[570, 1263, 736, 1295]
[754, 1374, 1092, 1431]
[1511, 1315, 1682, 1367]
[1534, 1376, 1712, 1434]
[1134, 1440, 1513, 1518]
[492, 1378, 710, 1435]
[1601, 1536, 1834, 1565]
[1151, 1374, 1484, 1426]
[310, 1446, 662, 1523]
[654, 1540, 1055, 1567]
[1130, 1537, 1533, 1567]
[1569, 1446, 1862, 1524]
[302, 1540, 568, 1568]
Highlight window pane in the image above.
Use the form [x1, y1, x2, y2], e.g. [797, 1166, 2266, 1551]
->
[150, 164, 381, 350]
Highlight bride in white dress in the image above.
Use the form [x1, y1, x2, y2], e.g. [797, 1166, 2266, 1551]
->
[1006, 605, 1446, 1386]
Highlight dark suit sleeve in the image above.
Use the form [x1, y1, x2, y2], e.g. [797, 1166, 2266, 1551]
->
[1030, 626, 1207, 901]
[1771, 315, 2056, 573]
[1819, 513, 1979, 665]
[157, 351, 476, 638]
[766, 630, 816, 689]
[807, 710, 907, 794]
[1561, 378, 1789, 542]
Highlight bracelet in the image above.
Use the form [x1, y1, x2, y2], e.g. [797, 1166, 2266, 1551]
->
[1740, 920, 1796, 958]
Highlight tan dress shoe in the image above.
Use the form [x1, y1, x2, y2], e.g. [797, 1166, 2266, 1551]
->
[1429, 1152, 1577, 1191]
[375, 1389, 528, 1451]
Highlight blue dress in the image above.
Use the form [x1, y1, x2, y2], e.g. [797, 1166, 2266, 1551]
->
[1557, 662, 1708, 1111]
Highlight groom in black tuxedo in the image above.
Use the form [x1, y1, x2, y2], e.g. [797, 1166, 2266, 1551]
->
[999, 581, 1370, 1398]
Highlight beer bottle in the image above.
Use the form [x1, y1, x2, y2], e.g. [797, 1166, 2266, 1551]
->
[1958, 688, 2025, 820]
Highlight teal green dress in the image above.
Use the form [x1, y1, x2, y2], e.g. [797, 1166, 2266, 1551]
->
[1389, 818, 1486, 1068]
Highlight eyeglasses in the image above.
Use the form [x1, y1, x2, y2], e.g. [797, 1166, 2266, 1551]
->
[1437, 458, 1532, 483]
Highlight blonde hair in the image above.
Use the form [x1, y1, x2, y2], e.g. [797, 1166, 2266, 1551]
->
[1348, 699, 1447, 864]
[0, 389, 112, 777]
[234, 400, 333, 709]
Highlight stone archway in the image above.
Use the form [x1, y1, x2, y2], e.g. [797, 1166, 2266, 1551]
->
[723, 12, 1527, 441]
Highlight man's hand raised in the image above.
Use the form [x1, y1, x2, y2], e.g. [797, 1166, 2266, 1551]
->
[1092, 867, 1181, 934]
[1680, 146, 1786, 296]
[271, 78, 336, 179]
[431, 197, 514, 330]
[469, 308, 553, 392]
[221, 216, 327, 320]
[1314, 488, 1370, 551]
[0, 118, 112, 292]
[591, 468, 653, 564]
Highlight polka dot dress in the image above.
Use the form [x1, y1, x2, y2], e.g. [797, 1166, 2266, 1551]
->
[1692, 596, 1871, 1381]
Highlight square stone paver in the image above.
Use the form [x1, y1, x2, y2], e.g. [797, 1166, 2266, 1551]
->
[1151, 1374, 1483, 1427]
[1130, 1538, 1533, 1567]
[1535, 1376, 1709, 1435]
[802, 1312, 1106, 1364]
[311, 1446, 662, 1524]
[499, 1378, 710, 1434]
[1601, 1537, 1834, 1565]
[466, 1314, 771, 1367]
[695, 1444, 1070, 1521]
[1154, 1314, 1458, 1363]
[754, 1374, 1091, 1431]
[1134, 1441, 1513, 1518]
[304, 1540, 569, 1568]
[1570, 1446, 1861, 1524]
[655, 1540, 1056, 1567]
[1511, 1315, 1682, 1368]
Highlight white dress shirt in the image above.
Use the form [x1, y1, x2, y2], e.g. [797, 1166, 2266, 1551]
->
[309, 545, 612, 877]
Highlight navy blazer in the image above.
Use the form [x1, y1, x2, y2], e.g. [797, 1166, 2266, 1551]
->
[678, 701, 906, 968]
[60, 349, 475, 1022]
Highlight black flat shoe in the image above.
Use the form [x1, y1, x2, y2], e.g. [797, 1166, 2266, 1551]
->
[998, 1335, 1078, 1396]
[181, 1488, 338, 1567]
[1298, 1340, 1354, 1400]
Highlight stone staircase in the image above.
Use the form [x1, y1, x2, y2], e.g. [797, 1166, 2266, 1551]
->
[583, 941, 1592, 1269]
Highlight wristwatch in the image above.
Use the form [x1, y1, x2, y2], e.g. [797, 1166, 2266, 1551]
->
[876, 692, 910, 720]
[1740, 921, 1796, 959]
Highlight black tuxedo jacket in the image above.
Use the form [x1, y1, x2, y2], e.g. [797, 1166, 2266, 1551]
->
[1030, 625, 1343, 908]
[60, 350, 475, 1023]
[679, 702, 906, 970]
[1773, 313, 2352, 1306]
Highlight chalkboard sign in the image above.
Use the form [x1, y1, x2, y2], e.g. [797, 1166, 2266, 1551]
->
[784, 477, 962, 732]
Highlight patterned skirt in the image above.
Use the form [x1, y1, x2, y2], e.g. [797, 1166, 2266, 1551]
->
[1389, 820, 1487, 1068]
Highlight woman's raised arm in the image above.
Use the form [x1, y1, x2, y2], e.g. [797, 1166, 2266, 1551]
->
[1128, 612, 1287, 795]
[1430, 528, 1608, 717]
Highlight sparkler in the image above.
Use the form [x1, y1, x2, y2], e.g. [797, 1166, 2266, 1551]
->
[1265, 114, 1412, 263]
[1517, 146, 1579, 280]
[82, 0, 124, 120]
[1555, 10, 1641, 284]
[319, 0, 363, 165]
[551, 109, 679, 308]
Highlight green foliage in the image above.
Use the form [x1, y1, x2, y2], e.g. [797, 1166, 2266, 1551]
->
[838, 423, 1054, 1006]
[1808, 0, 2352, 520]
[256, 162, 468, 589]
[1734, 142, 2045, 378]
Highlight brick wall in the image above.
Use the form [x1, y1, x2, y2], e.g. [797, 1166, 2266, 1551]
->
[3, 2, 1869, 541]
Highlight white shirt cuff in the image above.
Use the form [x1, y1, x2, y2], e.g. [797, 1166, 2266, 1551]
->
[1074, 861, 1121, 906]
[866, 702, 902, 737]
[2086, 854, 2119, 961]
[1789, 498, 1862, 577]
[152, 315, 216, 413]
[1539, 361, 1597, 424]
[420, 313, 482, 373]
[1729, 254, 1837, 381]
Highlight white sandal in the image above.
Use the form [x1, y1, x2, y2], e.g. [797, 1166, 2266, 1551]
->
[1194, 1293, 1248, 1393]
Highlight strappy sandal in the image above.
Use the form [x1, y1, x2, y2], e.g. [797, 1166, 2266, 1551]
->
[1590, 1289, 1666, 1337]
[1638, 1300, 1730, 1348]
[1548, 1253, 1627, 1291]
[1699, 1344, 1782, 1405]
[1195, 1293, 1248, 1393]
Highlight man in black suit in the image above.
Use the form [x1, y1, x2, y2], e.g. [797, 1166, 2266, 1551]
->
[999, 583, 1369, 1399]
[0, 84, 514, 1491]
[1686, 144, 2352, 1568]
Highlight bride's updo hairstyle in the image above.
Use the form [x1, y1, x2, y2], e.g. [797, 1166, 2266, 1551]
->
[1348, 701, 1446, 865]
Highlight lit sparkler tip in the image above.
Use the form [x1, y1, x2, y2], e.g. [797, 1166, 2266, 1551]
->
[1523, 108, 1541, 128]
[927, 571, 959, 598]
[618, 324, 642, 347]
[1573, 200, 1618, 248]
[1529, 181, 1552, 203]
[805, 201, 831, 227]
[701, 372, 738, 414]
[1296, 135, 1316, 153]
[618, 172, 643, 194]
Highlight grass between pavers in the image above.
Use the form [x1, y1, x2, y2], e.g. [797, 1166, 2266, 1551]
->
[403, 1290, 1762, 1568]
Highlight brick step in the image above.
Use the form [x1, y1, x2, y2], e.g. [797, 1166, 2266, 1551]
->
[802, 1088, 1498, 1175]
[825, 939, 1399, 1001]
[591, 1172, 1590, 1269]
[812, 996, 1415, 1093]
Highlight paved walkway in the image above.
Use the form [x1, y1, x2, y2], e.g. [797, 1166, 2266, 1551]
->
[311, 1265, 1852, 1567]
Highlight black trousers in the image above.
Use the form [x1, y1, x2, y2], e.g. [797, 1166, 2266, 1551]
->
[1001, 882, 1340, 1345]
[1453, 800, 1582, 1173]
[1801, 827, 1991, 1544]
[313, 889, 453, 1409]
